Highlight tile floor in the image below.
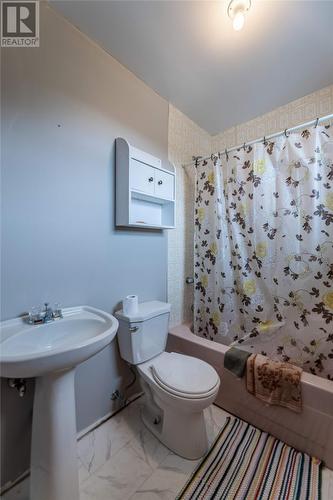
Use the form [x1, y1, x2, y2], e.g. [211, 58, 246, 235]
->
[3, 397, 333, 500]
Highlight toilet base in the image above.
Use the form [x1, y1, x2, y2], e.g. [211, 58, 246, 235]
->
[140, 385, 210, 460]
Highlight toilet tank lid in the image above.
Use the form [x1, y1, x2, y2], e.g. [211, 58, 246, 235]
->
[115, 301, 171, 322]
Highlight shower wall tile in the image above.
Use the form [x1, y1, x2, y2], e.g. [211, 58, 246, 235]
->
[211, 126, 237, 152]
[168, 85, 333, 328]
[168, 104, 211, 326]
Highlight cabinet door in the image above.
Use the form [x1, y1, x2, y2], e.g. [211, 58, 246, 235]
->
[130, 159, 155, 195]
[154, 170, 174, 200]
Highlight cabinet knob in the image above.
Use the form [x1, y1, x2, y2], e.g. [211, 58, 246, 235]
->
[158, 180, 163, 185]
[148, 177, 154, 182]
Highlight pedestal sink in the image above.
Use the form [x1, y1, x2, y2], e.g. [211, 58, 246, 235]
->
[0, 306, 119, 500]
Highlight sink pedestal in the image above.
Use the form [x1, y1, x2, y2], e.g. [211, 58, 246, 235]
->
[30, 369, 79, 500]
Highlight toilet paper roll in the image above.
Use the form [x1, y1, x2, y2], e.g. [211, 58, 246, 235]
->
[123, 295, 138, 316]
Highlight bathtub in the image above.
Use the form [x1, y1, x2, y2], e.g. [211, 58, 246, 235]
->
[167, 323, 333, 469]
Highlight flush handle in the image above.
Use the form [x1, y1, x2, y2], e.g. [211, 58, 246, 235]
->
[129, 326, 139, 333]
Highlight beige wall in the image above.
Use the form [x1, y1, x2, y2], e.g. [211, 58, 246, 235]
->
[168, 85, 333, 326]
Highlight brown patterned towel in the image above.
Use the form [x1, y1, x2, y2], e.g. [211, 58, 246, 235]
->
[246, 353, 302, 412]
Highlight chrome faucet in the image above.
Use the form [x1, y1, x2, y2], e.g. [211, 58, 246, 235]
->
[43, 303, 54, 323]
[26, 302, 63, 325]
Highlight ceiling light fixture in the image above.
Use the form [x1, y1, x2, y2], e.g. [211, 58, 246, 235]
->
[228, 0, 251, 31]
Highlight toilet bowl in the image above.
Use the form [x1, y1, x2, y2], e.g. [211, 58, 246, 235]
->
[115, 301, 220, 459]
[138, 352, 220, 459]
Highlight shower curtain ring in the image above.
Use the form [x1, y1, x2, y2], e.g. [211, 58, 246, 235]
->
[263, 136, 266, 145]
[284, 129, 289, 138]
[243, 142, 246, 151]
[315, 117, 319, 128]
[225, 148, 229, 161]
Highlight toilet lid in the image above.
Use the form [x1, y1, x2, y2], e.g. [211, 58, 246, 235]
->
[150, 352, 219, 396]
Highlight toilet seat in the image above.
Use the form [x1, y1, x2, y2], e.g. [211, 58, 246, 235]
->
[138, 352, 219, 399]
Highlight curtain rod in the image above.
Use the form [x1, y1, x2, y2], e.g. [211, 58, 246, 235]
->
[182, 113, 333, 168]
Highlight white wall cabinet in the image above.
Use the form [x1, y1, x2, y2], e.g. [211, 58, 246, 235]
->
[116, 138, 175, 229]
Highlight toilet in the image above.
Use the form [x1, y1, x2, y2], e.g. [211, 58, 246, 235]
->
[115, 301, 220, 459]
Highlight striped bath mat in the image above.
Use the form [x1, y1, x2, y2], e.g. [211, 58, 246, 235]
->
[177, 417, 322, 500]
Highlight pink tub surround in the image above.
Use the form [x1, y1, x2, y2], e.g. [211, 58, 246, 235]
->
[167, 324, 333, 468]
[246, 353, 302, 413]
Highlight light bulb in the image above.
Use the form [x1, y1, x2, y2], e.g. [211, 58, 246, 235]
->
[233, 11, 245, 31]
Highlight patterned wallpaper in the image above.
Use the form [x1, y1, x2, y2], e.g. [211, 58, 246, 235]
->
[168, 84, 333, 327]
[212, 85, 333, 152]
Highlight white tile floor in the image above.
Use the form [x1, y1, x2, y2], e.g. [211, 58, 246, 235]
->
[2, 397, 333, 500]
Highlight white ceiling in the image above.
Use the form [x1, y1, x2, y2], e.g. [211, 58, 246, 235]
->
[50, 1, 333, 135]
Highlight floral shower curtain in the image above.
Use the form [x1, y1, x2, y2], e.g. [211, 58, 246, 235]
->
[194, 125, 333, 380]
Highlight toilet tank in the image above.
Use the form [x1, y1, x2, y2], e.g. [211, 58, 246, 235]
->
[115, 301, 171, 364]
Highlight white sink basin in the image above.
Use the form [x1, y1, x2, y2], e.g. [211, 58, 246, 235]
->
[1, 306, 118, 378]
[0, 306, 119, 500]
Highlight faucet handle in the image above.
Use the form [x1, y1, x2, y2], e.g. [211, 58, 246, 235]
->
[26, 306, 43, 324]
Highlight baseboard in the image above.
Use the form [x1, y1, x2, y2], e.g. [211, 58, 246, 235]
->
[77, 391, 143, 440]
